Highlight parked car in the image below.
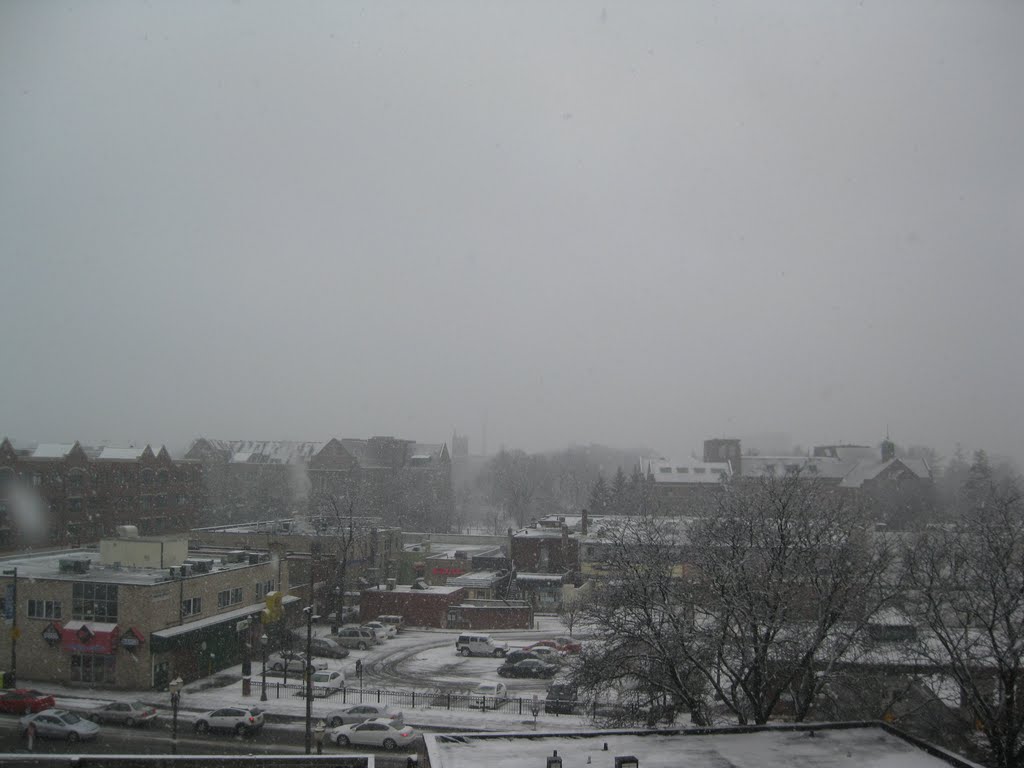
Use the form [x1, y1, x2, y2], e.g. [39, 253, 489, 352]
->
[0, 689, 55, 715]
[333, 626, 377, 650]
[89, 701, 158, 726]
[325, 703, 403, 728]
[193, 706, 264, 736]
[474, 681, 508, 704]
[268, 651, 328, 675]
[498, 659, 559, 679]
[531, 637, 583, 654]
[20, 709, 100, 742]
[310, 670, 346, 696]
[504, 649, 542, 666]
[526, 646, 565, 664]
[455, 633, 508, 658]
[310, 637, 350, 659]
[330, 717, 419, 750]
[377, 614, 405, 633]
[545, 682, 580, 715]
[362, 621, 397, 640]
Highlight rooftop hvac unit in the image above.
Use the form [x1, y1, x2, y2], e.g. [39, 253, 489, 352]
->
[226, 550, 246, 563]
[186, 559, 213, 574]
[59, 558, 91, 573]
[411, 578, 429, 590]
[386, 578, 397, 591]
[247, 552, 263, 565]
[115, 524, 139, 538]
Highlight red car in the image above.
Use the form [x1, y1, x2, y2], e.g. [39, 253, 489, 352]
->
[0, 689, 56, 715]
[528, 637, 583, 654]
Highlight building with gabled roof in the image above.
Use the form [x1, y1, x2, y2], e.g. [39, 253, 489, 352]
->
[0, 437, 201, 552]
[186, 434, 453, 532]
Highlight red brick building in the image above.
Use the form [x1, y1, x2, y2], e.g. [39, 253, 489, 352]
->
[0, 438, 202, 551]
[360, 583, 466, 628]
[445, 601, 533, 630]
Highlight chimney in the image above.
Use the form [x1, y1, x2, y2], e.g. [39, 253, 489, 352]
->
[580, 509, 589, 536]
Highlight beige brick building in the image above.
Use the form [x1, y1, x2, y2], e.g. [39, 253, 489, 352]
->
[0, 532, 296, 691]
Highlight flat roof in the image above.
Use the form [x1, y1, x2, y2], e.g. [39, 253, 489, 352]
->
[425, 723, 979, 768]
[0, 547, 270, 586]
[366, 584, 464, 595]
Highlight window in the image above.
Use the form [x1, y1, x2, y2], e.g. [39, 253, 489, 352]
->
[694, 467, 706, 474]
[71, 654, 115, 684]
[31, 473, 42, 487]
[217, 588, 243, 608]
[28, 599, 62, 619]
[181, 597, 202, 617]
[72, 583, 118, 622]
[255, 579, 274, 599]
[676, 467, 689, 474]
[658, 467, 672, 473]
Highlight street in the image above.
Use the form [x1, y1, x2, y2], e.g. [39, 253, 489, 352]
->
[0, 717, 419, 766]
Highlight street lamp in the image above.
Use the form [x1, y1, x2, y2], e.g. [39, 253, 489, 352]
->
[2, 567, 17, 688]
[169, 676, 183, 755]
[260, 633, 269, 702]
[314, 719, 326, 755]
[303, 605, 319, 754]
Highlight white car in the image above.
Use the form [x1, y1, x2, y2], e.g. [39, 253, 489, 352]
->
[362, 621, 398, 640]
[326, 703, 403, 728]
[268, 652, 328, 675]
[193, 706, 264, 736]
[310, 669, 346, 696]
[474, 681, 508, 703]
[330, 717, 419, 750]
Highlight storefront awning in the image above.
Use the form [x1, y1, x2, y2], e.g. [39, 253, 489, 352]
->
[60, 620, 120, 655]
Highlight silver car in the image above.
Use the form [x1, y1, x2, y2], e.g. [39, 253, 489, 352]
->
[90, 700, 158, 727]
[20, 709, 100, 742]
[326, 703, 403, 728]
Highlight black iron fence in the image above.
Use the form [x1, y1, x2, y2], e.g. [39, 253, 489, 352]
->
[249, 680, 578, 718]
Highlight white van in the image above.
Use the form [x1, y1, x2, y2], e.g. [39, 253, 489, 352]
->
[455, 633, 508, 658]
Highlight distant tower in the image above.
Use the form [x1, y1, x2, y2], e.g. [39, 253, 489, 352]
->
[881, 436, 896, 462]
[451, 431, 469, 459]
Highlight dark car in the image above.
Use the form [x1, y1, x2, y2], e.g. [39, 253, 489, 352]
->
[497, 659, 559, 679]
[504, 649, 541, 666]
[0, 690, 56, 716]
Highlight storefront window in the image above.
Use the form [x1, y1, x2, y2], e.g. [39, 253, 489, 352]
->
[71, 654, 115, 684]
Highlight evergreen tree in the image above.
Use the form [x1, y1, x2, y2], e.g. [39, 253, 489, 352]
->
[589, 474, 611, 515]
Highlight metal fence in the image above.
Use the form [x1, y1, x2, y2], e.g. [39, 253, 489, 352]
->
[250, 680, 578, 718]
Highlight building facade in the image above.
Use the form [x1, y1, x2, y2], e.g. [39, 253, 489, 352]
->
[186, 436, 454, 532]
[0, 533, 294, 690]
[0, 438, 202, 552]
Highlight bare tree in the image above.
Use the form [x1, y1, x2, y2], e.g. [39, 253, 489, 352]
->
[573, 470, 896, 727]
[904, 472, 1024, 768]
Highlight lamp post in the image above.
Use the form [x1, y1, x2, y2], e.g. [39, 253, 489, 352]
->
[314, 719, 326, 755]
[169, 676, 183, 755]
[241, 617, 252, 697]
[260, 633, 268, 702]
[2, 567, 17, 688]
[303, 605, 318, 754]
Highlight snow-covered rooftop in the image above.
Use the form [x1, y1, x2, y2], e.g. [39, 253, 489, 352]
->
[96, 446, 148, 461]
[425, 723, 979, 768]
[29, 443, 77, 459]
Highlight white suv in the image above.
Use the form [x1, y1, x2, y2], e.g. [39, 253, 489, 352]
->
[455, 633, 508, 658]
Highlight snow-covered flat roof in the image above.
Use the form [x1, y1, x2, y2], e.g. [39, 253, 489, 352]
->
[366, 584, 464, 595]
[426, 723, 980, 768]
[96, 446, 147, 461]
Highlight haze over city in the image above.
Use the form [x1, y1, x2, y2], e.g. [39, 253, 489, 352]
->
[2, 1, 1022, 465]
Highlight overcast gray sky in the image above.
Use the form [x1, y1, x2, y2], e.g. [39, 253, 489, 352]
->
[2, 1, 1022, 464]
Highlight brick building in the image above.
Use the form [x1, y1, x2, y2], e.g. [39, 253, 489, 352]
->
[0, 438, 202, 552]
[186, 436, 453, 532]
[0, 532, 296, 690]
[360, 583, 465, 628]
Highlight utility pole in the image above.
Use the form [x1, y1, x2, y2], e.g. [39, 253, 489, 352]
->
[304, 606, 316, 754]
[2, 567, 17, 687]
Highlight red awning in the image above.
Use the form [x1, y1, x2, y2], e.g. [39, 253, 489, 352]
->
[60, 620, 120, 655]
